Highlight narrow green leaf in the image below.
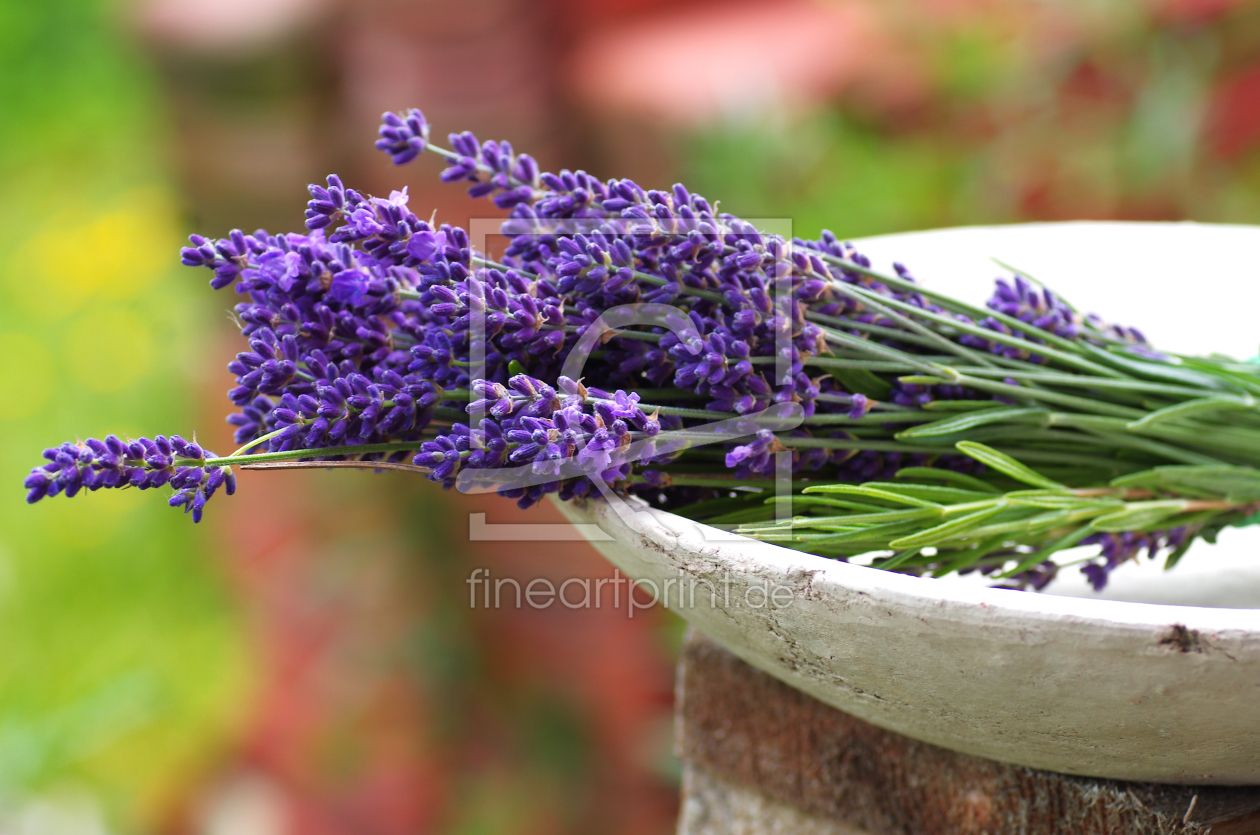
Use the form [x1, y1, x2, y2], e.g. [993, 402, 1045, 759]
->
[796, 519, 928, 545]
[954, 508, 1070, 542]
[1166, 508, 1236, 532]
[1163, 534, 1197, 572]
[1111, 465, 1260, 501]
[954, 441, 1068, 490]
[1127, 397, 1256, 430]
[745, 532, 801, 543]
[921, 400, 1007, 412]
[1179, 357, 1260, 397]
[894, 467, 1001, 494]
[854, 482, 996, 504]
[771, 496, 891, 513]
[801, 484, 942, 508]
[1091, 501, 1188, 532]
[996, 524, 1097, 578]
[1081, 343, 1227, 390]
[736, 520, 809, 533]
[703, 506, 784, 526]
[896, 407, 1045, 439]
[889, 504, 1009, 549]
[1021, 508, 1076, 533]
[1005, 491, 1123, 511]
[871, 548, 922, 571]
[897, 375, 948, 385]
[742, 507, 942, 530]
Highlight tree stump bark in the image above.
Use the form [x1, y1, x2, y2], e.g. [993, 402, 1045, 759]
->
[675, 629, 1260, 835]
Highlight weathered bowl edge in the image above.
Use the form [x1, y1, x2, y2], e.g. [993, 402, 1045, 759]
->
[554, 495, 1260, 784]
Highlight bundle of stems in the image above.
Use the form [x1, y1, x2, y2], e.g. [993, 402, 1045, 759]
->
[22, 107, 1260, 592]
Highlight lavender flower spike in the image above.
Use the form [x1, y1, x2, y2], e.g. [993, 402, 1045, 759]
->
[24, 435, 234, 523]
[376, 109, 430, 165]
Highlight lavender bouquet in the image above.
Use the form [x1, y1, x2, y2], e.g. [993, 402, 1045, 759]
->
[24, 108, 1260, 592]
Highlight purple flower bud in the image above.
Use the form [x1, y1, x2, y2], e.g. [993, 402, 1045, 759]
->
[376, 109, 430, 165]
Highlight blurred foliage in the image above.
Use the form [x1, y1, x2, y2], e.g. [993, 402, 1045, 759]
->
[686, 0, 1260, 240]
[0, 0, 251, 830]
[687, 111, 972, 241]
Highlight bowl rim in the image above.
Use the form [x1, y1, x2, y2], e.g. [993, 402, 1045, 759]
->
[585, 485, 1260, 633]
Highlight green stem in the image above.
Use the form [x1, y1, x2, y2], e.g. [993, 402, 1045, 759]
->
[214, 441, 433, 469]
[774, 436, 956, 454]
[817, 325, 941, 374]
[815, 277, 1001, 369]
[789, 356, 920, 373]
[956, 367, 1216, 398]
[814, 252, 1126, 376]
[804, 412, 934, 426]
[230, 427, 288, 457]
[948, 373, 1144, 419]
[807, 312, 954, 353]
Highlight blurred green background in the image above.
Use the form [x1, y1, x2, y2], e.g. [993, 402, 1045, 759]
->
[0, 0, 251, 830]
[4, 0, 1260, 833]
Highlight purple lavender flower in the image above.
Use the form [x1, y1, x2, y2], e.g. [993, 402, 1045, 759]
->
[379, 110, 542, 211]
[989, 276, 1079, 339]
[413, 375, 664, 509]
[177, 112, 1013, 516]
[991, 560, 1059, 592]
[1078, 527, 1191, 591]
[376, 109, 430, 165]
[406, 229, 447, 262]
[724, 430, 781, 479]
[889, 381, 983, 408]
[304, 174, 349, 230]
[958, 273, 1151, 359]
[25, 435, 233, 523]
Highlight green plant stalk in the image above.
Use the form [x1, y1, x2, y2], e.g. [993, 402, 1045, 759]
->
[732, 442, 1260, 581]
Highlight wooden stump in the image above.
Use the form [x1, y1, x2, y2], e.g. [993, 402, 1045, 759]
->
[675, 629, 1260, 835]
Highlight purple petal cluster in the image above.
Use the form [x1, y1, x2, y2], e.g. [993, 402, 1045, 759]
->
[416, 374, 666, 508]
[988, 276, 1079, 339]
[1078, 527, 1190, 591]
[985, 560, 1059, 592]
[375, 109, 430, 166]
[960, 274, 1149, 359]
[24, 435, 233, 523]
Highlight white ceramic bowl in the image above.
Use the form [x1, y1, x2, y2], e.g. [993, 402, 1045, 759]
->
[556, 221, 1260, 785]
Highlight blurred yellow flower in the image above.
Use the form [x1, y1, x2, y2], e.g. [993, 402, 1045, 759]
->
[9, 190, 177, 321]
